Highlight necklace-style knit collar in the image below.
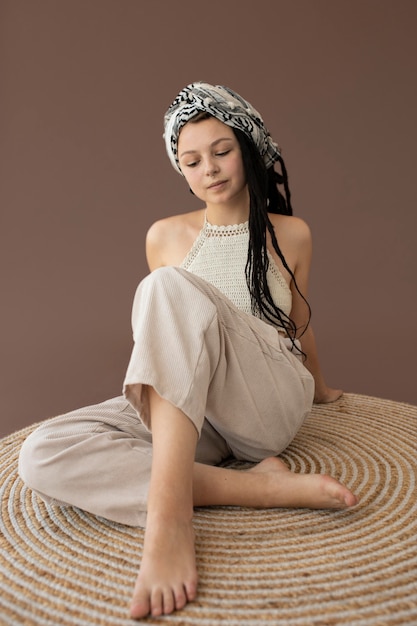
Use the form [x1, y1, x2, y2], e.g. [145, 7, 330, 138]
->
[204, 212, 249, 236]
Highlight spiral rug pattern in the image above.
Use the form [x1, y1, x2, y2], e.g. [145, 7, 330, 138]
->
[1, 393, 416, 625]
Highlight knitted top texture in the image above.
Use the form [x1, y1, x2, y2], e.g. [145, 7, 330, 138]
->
[180, 219, 292, 321]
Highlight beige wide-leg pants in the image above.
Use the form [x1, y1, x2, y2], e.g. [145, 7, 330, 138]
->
[19, 267, 314, 527]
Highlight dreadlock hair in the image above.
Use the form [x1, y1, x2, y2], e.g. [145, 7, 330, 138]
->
[232, 128, 311, 347]
[186, 112, 311, 347]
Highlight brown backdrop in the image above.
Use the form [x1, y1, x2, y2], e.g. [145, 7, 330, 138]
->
[1, 0, 416, 438]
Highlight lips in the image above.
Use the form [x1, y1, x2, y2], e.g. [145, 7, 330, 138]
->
[207, 180, 227, 189]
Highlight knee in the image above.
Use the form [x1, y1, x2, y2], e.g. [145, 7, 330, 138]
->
[142, 266, 180, 287]
[132, 267, 205, 325]
[133, 266, 180, 309]
[18, 428, 54, 495]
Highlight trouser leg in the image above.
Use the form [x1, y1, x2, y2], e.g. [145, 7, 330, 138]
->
[18, 396, 230, 527]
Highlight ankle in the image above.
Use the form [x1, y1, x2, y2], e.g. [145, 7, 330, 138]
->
[146, 505, 194, 529]
[255, 472, 278, 508]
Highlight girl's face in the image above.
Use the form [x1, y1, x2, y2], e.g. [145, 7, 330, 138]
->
[177, 117, 247, 207]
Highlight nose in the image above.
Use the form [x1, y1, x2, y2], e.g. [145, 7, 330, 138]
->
[204, 157, 219, 177]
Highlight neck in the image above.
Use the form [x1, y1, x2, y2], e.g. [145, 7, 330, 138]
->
[205, 192, 250, 226]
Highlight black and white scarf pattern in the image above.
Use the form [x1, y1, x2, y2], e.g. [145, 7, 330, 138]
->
[164, 82, 281, 175]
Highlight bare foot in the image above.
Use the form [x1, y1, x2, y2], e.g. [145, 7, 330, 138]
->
[248, 457, 358, 509]
[130, 516, 198, 620]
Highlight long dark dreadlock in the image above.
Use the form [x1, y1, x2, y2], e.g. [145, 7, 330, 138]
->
[232, 128, 311, 348]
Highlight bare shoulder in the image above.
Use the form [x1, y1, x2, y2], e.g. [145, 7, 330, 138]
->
[146, 209, 204, 270]
[146, 214, 180, 250]
[266, 214, 313, 279]
[268, 213, 312, 244]
[146, 210, 203, 251]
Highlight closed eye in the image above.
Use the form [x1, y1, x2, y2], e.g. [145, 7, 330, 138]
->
[184, 149, 231, 168]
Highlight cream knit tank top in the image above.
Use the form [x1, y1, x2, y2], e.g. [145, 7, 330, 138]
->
[180, 216, 292, 323]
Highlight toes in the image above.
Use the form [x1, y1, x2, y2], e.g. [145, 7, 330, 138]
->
[129, 589, 151, 620]
[152, 586, 184, 616]
[130, 586, 181, 618]
[344, 491, 359, 507]
[160, 587, 176, 615]
[169, 582, 196, 612]
[185, 579, 198, 602]
[130, 572, 197, 618]
[149, 588, 163, 617]
[173, 584, 188, 611]
[323, 476, 357, 509]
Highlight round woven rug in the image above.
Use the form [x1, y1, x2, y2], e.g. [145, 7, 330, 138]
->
[1, 393, 416, 625]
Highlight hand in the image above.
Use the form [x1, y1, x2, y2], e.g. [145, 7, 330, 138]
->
[314, 387, 343, 404]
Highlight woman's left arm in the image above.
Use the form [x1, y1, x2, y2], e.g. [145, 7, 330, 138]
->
[298, 326, 343, 403]
[289, 218, 343, 404]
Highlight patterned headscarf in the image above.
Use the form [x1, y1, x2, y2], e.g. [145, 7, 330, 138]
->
[164, 82, 281, 175]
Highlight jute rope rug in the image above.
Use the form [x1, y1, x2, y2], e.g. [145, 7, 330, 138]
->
[1, 393, 416, 625]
